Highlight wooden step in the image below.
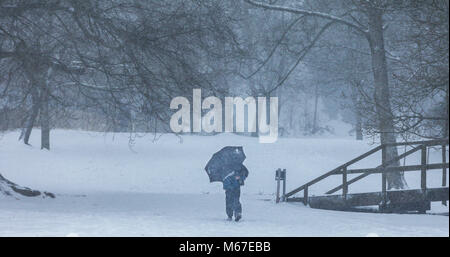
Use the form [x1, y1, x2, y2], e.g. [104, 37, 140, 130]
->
[287, 187, 449, 213]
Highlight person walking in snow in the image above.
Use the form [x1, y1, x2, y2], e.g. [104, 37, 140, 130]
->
[223, 165, 248, 221]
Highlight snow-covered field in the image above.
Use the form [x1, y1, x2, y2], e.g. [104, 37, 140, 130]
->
[0, 129, 448, 236]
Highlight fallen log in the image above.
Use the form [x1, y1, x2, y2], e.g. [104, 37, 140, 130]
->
[0, 173, 55, 198]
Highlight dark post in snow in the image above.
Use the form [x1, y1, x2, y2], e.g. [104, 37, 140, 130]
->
[275, 169, 286, 203]
[303, 186, 308, 206]
[342, 166, 348, 199]
[280, 169, 286, 202]
[421, 145, 427, 192]
[443, 144, 447, 206]
[275, 169, 281, 203]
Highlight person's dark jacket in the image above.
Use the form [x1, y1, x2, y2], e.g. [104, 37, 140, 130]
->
[223, 165, 249, 190]
[223, 171, 240, 190]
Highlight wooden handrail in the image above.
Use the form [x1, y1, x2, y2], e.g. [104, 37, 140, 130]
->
[326, 172, 371, 195]
[326, 163, 448, 194]
[383, 139, 448, 147]
[346, 163, 448, 174]
[285, 139, 449, 199]
[284, 167, 340, 198]
[284, 145, 382, 198]
[333, 144, 423, 175]
[326, 145, 423, 194]
[327, 144, 447, 194]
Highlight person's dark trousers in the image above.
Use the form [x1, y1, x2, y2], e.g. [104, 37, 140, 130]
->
[225, 187, 242, 218]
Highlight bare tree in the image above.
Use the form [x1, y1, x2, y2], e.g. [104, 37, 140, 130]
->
[1, 0, 242, 148]
[243, 0, 413, 188]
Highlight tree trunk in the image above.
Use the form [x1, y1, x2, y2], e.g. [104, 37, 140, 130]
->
[367, 6, 407, 189]
[350, 81, 363, 140]
[251, 95, 259, 137]
[355, 114, 363, 141]
[303, 97, 309, 132]
[23, 86, 40, 145]
[288, 105, 294, 133]
[40, 69, 51, 150]
[312, 84, 319, 134]
[40, 89, 50, 150]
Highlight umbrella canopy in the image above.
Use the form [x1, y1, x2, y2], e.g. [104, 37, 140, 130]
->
[205, 146, 246, 182]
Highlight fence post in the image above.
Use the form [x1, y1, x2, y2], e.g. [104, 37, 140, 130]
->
[342, 166, 348, 199]
[303, 186, 308, 206]
[381, 145, 387, 209]
[282, 169, 287, 202]
[275, 169, 281, 203]
[443, 144, 447, 206]
[421, 145, 427, 192]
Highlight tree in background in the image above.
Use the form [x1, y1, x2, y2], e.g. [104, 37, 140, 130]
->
[0, 0, 242, 148]
[389, 0, 449, 140]
[243, 0, 413, 189]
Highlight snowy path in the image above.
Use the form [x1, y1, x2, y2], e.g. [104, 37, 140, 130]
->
[1, 193, 448, 237]
[1, 130, 448, 236]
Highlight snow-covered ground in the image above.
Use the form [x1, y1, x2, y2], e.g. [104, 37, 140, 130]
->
[0, 129, 448, 236]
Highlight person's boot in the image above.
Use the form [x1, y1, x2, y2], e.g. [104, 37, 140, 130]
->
[227, 216, 232, 221]
[235, 213, 242, 222]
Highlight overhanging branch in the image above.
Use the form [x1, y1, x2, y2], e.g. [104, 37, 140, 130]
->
[268, 21, 335, 94]
[244, 0, 369, 37]
[0, 51, 15, 60]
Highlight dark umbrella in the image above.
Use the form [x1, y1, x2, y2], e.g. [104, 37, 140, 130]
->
[205, 146, 246, 182]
